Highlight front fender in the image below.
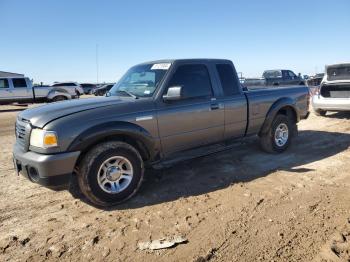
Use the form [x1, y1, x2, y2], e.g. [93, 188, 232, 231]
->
[67, 121, 158, 160]
[259, 97, 299, 135]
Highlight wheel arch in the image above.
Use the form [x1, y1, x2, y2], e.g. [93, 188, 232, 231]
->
[68, 121, 159, 167]
[259, 98, 299, 136]
[47, 88, 71, 101]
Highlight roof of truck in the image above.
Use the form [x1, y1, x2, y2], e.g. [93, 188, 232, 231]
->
[138, 58, 232, 65]
[263, 69, 292, 72]
[0, 71, 25, 78]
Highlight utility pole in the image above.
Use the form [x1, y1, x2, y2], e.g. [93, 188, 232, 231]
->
[96, 44, 99, 84]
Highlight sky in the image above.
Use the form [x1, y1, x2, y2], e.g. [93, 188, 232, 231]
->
[1, 0, 350, 84]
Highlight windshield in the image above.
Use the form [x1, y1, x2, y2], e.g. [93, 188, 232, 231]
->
[109, 63, 171, 98]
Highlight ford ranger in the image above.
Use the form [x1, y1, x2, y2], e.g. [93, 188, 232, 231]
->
[13, 59, 310, 206]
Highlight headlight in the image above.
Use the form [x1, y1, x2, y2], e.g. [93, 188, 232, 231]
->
[30, 129, 58, 148]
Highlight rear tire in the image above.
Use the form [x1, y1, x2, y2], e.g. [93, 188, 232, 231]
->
[260, 114, 295, 153]
[314, 109, 327, 116]
[77, 141, 144, 207]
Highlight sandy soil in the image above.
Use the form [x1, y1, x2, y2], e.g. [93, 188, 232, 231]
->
[0, 106, 350, 262]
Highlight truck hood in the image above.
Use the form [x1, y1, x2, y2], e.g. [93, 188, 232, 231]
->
[19, 97, 132, 128]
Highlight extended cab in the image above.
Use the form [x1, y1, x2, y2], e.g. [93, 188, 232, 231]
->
[13, 59, 309, 206]
[0, 77, 77, 104]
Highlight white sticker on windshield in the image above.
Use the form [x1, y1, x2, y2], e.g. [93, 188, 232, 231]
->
[144, 90, 151, 94]
[151, 63, 171, 70]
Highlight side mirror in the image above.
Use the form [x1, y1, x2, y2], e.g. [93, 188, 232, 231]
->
[105, 91, 111, 97]
[163, 86, 182, 101]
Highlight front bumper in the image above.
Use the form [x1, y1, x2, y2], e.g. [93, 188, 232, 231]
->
[13, 144, 80, 188]
[312, 95, 350, 111]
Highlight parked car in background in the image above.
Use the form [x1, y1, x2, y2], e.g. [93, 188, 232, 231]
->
[0, 77, 75, 104]
[93, 84, 114, 96]
[306, 73, 324, 96]
[307, 73, 324, 87]
[243, 69, 305, 88]
[52, 82, 84, 96]
[312, 63, 350, 116]
[13, 59, 309, 206]
[80, 83, 97, 94]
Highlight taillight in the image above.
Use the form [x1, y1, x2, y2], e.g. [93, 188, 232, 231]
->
[315, 86, 321, 95]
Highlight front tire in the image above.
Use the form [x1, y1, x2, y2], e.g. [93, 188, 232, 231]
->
[260, 114, 295, 153]
[77, 141, 144, 207]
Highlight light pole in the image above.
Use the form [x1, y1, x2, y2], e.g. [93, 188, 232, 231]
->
[96, 44, 99, 84]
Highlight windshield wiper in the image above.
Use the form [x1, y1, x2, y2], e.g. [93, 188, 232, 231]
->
[116, 90, 138, 99]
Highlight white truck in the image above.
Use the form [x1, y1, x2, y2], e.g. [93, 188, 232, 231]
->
[0, 77, 77, 104]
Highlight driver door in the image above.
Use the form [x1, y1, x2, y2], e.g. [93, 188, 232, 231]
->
[156, 63, 225, 156]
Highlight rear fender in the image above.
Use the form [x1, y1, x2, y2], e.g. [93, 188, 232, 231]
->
[259, 98, 299, 135]
[47, 88, 72, 100]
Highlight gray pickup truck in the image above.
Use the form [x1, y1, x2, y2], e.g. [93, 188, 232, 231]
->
[13, 59, 309, 206]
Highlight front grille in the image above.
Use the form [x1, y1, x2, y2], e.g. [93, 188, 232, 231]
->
[15, 118, 31, 151]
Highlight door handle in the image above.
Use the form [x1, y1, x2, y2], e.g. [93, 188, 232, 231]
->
[210, 103, 220, 110]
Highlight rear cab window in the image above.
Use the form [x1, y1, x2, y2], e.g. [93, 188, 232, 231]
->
[216, 64, 240, 96]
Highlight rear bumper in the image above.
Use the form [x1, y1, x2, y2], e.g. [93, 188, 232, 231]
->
[13, 145, 80, 188]
[312, 95, 350, 111]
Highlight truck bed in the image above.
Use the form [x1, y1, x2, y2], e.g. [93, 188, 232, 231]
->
[244, 85, 309, 135]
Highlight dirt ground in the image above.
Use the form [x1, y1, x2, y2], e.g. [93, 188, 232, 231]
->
[1, 103, 350, 262]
